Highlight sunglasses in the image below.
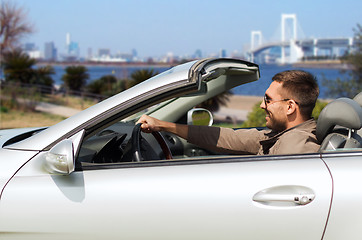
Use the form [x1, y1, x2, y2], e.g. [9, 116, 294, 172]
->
[264, 94, 299, 106]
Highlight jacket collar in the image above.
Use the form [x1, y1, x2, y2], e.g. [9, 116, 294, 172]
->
[265, 118, 316, 140]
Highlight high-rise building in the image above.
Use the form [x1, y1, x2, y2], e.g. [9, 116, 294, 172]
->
[23, 43, 41, 59]
[24, 43, 36, 51]
[193, 49, 202, 59]
[219, 49, 227, 58]
[98, 48, 111, 57]
[44, 42, 57, 61]
[87, 48, 93, 60]
[64, 33, 80, 60]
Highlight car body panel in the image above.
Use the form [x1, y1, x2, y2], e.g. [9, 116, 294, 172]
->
[0, 154, 332, 239]
[0, 127, 43, 146]
[322, 152, 362, 239]
[0, 148, 39, 196]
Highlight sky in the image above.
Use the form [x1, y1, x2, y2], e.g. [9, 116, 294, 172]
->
[12, 0, 362, 58]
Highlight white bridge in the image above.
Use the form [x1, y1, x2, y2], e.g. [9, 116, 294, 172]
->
[248, 14, 358, 64]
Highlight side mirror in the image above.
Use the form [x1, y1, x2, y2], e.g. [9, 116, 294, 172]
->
[187, 108, 213, 126]
[44, 139, 75, 175]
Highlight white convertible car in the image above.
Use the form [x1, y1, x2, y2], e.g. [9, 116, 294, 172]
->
[0, 58, 362, 240]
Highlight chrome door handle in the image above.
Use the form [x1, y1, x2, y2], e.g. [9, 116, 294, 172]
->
[252, 185, 315, 206]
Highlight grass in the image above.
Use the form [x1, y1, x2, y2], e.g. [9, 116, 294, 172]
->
[0, 109, 66, 129]
[41, 94, 98, 110]
[0, 90, 98, 129]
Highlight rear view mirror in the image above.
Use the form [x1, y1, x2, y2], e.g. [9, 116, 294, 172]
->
[187, 108, 213, 126]
[44, 139, 75, 175]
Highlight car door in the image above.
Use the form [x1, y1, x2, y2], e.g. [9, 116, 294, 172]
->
[0, 153, 332, 240]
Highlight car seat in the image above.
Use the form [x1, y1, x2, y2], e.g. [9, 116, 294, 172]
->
[353, 92, 362, 107]
[353, 92, 362, 137]
[316, 96, 362, 151]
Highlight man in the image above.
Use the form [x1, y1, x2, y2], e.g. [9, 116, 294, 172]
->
[137, 70, 320, 155]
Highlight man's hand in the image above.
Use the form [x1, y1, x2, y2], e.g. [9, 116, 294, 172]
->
[136, 115, 163, 133]
[136, 115, 189, 140]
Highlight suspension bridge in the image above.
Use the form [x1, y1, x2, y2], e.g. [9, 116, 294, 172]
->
[248, 14, 358, 64]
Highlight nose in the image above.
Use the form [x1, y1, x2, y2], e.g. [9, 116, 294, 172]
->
[260, 99, 266, 109]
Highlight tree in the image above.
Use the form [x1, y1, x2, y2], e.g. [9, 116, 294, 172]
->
[0, 1, 33, 52]
[62, 65, 89, 92]
[87, 75, 123, 97]
[323, 24, 362, 98]
[34, 65, 55, 93]
[2, 49, 54, 89]
[128, 69, 159, 88]
[241, 101, 266, 128]
[2, 48, 36, 84]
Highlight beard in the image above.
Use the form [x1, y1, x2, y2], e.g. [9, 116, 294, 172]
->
[265, 110, 287, 132]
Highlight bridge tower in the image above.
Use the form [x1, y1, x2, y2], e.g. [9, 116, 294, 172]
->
[250, 31, 262, 62]
[281, 14, 297, 64]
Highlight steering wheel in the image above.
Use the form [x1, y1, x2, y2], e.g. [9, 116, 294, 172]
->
[132, 123, 173, 162]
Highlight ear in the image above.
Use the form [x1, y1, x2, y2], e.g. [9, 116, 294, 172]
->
[286, 100, 298, 116]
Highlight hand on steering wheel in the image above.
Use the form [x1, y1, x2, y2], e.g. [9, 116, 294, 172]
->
[132, 123, 173, 162]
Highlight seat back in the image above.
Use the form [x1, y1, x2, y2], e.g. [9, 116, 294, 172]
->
[353, 92, 362, 107]
[353, 92, 362, 137]
[317, 97, 362, 152]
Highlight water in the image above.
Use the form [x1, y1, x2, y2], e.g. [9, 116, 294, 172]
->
[50, 63, 349, 99]
[51, 65, 170, 86]
[232, 64, 349, 99]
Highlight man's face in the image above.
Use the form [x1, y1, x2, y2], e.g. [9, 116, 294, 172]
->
[260, 81, 289, 131]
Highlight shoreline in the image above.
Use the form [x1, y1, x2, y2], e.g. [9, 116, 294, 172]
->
[225, 95, 262, 111]
[37, 60, 350, 70]
[292, 60, 351, 70]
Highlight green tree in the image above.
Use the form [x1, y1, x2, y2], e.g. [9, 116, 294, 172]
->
[2, 48, 36, 84]
[33, 65, 55, 93]
[241, 101, 266, 128]
[128, 69, 159, 88]
[323, 24, 362, 98]
[87, 75, 123, 97]
[62, 65, 89, 92]
[311, 100, 328, 120]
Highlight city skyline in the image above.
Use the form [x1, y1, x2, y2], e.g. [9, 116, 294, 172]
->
[14, 0, 362, 59]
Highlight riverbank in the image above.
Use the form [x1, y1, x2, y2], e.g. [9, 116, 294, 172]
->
[292, 60, 351, 69]
[37, 60, 175, 69]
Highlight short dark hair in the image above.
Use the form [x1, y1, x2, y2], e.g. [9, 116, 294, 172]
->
[272, 70, 319, 118]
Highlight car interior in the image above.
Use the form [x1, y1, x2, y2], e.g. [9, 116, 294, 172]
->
[317, 92, 362, 152]
[76, 91, 362, 168]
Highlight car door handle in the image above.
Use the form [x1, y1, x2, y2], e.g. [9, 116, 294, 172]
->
[252, 185, 315, 206]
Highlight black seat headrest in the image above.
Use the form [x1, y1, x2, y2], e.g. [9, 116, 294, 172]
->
[316, 98, 362, 143]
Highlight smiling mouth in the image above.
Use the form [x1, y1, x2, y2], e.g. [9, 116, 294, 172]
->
[265, 110, 270, 117]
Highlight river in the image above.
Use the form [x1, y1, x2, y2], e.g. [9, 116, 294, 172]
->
[51, 63, 350, 99]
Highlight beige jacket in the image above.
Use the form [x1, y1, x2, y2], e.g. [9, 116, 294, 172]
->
[188, 119, 320, 155]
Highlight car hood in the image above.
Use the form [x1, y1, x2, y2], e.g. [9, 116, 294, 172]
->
[0, 127, 45, 148]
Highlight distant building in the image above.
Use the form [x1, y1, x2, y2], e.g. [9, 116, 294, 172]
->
[87, 48, 93, 60]
[219, 49, 227, 58]
[63, 33, 80, 61]
[193, 49, 202, 59]
[98, 48, 111, 57]
[26, 51, 42, 59]
[44, 42, 57, 61]
[23, 42, 42, 59]
[24, 43, 36, 51]
[132, 49, 138, 58]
